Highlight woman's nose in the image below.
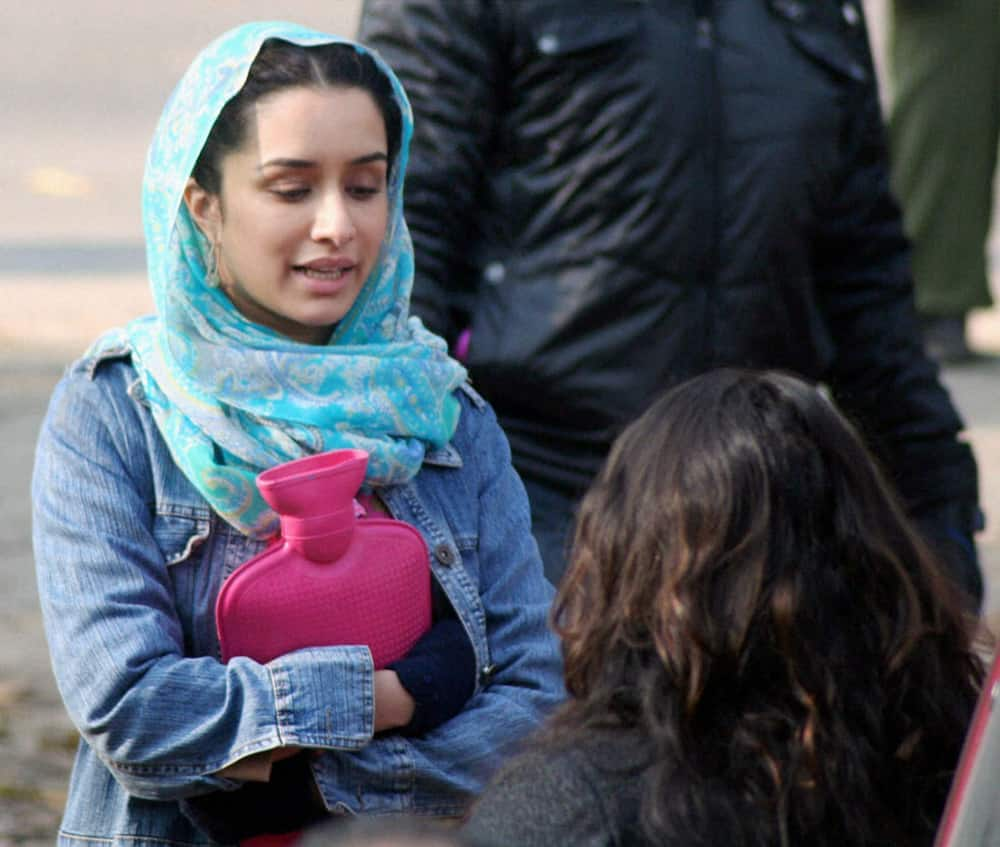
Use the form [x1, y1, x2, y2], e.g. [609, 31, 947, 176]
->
[311, 192, 356, 245]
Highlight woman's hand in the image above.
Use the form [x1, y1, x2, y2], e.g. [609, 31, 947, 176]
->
[180, 754, 326, 840]
[374, 669, 416, 731]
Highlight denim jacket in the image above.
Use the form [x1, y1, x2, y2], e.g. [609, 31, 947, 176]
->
[32, 341, 564, 846]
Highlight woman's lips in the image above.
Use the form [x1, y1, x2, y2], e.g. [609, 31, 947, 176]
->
[300, 266, 349, 279]
[293, 258, 356, 290]
[295, 257, 354, 273]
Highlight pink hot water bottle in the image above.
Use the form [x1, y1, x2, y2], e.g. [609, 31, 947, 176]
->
[215, 447, 432, 669]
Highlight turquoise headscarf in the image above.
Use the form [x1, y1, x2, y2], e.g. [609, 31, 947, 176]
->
[93, 22, 466, 539]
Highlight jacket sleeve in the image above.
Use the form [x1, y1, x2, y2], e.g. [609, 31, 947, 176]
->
[812, 11, 983, 601]
[310, 397, 565, 815]
[359, 0, 504, 342]
[32, 366, 377, 801]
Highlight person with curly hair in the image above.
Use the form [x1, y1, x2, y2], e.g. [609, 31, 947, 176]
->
[464, 369, 985, 847]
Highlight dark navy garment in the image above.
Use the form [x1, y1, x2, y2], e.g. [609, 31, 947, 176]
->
[360, 0, 982, 596]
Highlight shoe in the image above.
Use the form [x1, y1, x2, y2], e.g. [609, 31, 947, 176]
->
[920, 314, 975, 365]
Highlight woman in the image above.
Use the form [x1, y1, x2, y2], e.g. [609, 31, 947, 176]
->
[464, 369, 984, 847]
[31, 22, 562, 845]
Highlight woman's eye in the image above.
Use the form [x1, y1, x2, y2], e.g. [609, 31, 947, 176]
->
[271, 187, 310, 201]
[348, 185, 380, 199]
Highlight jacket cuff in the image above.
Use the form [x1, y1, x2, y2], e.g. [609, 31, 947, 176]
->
[268, 645, 375, 748]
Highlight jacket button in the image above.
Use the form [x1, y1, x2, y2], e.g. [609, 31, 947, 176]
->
[771, 0, 806, 21]
[537, 34, 559, 54]
[479, 663, 497, 686]
[841, 3, 860, 26]
[483, 261, 506, 284]
[434, 543, 457, 566]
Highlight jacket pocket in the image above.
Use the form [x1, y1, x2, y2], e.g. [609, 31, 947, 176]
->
[152, 506, 214, 658]
[785, 29, 868, 83]
[770, 1, 870, 84]
[153, 507, 211, 566]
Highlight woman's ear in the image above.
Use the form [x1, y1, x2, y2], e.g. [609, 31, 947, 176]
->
[183, 178, 222, 242]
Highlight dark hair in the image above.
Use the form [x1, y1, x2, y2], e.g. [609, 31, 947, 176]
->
[553, 369, 983, 846]
[192, 39, 402, 194]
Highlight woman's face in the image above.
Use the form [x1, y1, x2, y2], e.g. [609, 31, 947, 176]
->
[186, 84, 390, 344]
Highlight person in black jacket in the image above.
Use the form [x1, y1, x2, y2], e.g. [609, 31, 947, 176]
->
[358, 0, 984, 600]
[464, 370, 984, 847]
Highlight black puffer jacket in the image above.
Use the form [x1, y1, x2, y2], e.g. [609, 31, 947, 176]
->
[359, 0, 982, 596]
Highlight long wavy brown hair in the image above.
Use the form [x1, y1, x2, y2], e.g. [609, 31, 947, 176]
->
[553, 369, 984, 846]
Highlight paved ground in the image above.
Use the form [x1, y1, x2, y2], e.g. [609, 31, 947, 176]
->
[1, 1, 998, 842]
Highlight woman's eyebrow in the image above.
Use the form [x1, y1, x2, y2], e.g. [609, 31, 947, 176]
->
[351, 152, 388, 165]
[258, 152, 388, 171]
[258, 158, 314, 171]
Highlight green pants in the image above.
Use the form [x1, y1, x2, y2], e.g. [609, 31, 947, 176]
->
[889, 0, 1000, 317]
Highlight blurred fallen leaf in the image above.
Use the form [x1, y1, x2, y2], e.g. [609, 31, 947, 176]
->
[26, 167, 92, 198]
[40, 787, 68, 811]
[0, 782, 42, 800]
[39, 726, 78, 754]
[0, 680, 30, 708]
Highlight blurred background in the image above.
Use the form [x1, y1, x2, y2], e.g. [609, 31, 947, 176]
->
[0, 1, 996, 842]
